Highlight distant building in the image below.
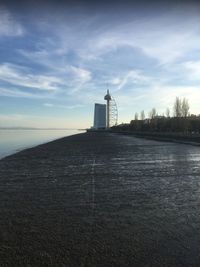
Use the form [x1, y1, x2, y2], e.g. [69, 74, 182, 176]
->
[93, 103, 106, 129]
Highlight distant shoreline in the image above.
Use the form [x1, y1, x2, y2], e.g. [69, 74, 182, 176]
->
[0, 127, 80, 130]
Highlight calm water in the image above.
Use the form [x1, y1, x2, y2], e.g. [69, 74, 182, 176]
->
[0, 129, 83, 159]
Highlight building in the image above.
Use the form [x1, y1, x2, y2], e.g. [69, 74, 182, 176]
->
[93, 103, 106, 129]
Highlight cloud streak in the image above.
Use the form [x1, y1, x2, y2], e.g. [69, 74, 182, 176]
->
[44, 103, 84, 109]
[0, 87, 54, 99]
[110, 70, 152, 91]
[0, 6, 24, 37]
[181, 61, 200, 81]
[0, 63, 64, 91]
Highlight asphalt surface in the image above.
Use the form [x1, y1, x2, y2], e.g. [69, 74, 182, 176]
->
[0, 132, 200, 266]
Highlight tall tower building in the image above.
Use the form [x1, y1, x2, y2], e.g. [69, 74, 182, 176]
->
[93, 103, 106, 129]
[104, 89, 111, 129]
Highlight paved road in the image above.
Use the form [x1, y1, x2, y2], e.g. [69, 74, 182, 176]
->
[0, 132, 200, 266]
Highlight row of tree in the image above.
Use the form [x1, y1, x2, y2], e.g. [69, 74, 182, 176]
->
[113, 97, 200, 134]
[133, 97, 190, 121]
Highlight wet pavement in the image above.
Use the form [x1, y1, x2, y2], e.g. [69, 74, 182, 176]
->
[0, 132, 200, 266]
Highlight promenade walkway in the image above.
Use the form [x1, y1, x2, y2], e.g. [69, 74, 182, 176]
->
[0, 132, 200, 266]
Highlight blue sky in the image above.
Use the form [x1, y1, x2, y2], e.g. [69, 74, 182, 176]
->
[0, 0, 200, 128]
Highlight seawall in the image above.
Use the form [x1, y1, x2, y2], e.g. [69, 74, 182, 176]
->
[111, 130, 200, 146]
[0, 132, 200, 266]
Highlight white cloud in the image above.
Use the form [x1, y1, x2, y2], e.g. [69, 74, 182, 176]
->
[18, 49, 55, 69]
[16, 4, 200, 70]
[0, 62, 93, 99]
[0, 63, 63, 91]
[182, 61, 200, 80]
[44, 103, 84, 109]
[44, 103, 54, 107]
[70, 66, 91, 84]
[65, 6, 200, 65]
[0, 87, 50, 99]
[110, 70, 151, 91]
[0, 7, 24, 37]
[110, 77, 121, 86]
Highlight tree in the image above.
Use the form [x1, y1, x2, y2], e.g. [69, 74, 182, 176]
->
[173, 97, 182, 117]
[181, 98, 190, 118]
[140, 110, 145, 120]
[134, 112, 138, 120]
[166, 107, 170, 118]
[149, 108, 156, 119]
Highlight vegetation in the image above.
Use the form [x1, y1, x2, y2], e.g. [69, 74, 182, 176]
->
[112, 97, 200, 134]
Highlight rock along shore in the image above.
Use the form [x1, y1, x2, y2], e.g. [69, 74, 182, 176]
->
[0, 132, 200, 267]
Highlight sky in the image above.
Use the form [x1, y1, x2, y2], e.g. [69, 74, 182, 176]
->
[0, 0, 200, 128]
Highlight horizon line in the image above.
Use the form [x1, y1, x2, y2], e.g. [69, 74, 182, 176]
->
[0, 127, 85, 130]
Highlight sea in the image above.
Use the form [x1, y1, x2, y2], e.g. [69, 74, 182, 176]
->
[0, 129, 84, 159]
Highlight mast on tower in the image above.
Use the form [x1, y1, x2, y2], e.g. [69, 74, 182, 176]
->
[104, 89, 111, 129]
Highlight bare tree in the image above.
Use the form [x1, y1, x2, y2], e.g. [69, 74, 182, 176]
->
[166, 107, 170, 118]
[181, 98, 190, 118]
[173, 97, 182, 117]
[150, 108, 156, 119]
[134, 112, 138, 120]
[140, 110, 145, 120]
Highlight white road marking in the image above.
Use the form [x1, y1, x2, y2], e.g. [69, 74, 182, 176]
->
[91, 158, 96, 211]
